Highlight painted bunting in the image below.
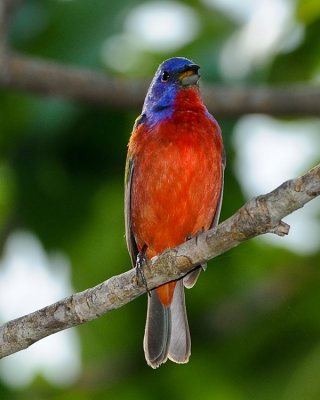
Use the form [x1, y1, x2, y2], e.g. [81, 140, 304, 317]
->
[125, 57, 224, 368]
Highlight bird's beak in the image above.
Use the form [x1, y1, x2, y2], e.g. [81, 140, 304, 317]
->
[179, 64, 200, 86]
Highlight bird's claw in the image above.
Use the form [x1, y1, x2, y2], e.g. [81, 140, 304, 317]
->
[136, 252, 151, 297]
[186, 228, 204, 246]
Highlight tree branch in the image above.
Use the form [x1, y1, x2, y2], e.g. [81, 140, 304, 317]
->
[0, 164, 319, 359]
[0, 53, 319, 116]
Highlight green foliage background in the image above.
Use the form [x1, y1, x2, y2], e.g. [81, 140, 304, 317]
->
[0, 0, 320, 399]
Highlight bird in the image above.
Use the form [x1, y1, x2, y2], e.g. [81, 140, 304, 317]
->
[125, 57, 225, 368]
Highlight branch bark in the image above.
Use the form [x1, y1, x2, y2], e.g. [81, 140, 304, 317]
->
[0, 53, 320, 116]
[0, 164, 319, 359]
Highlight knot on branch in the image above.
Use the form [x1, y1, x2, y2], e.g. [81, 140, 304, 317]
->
[238, 195, 289, 238]
[152, 249, 182, 278]
[269, 221, 290, 236]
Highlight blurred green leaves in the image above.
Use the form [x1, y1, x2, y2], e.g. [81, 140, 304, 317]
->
[0, 164, 15, 228]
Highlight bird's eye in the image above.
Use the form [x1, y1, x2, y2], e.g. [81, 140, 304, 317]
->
[161, 71, 170, 82]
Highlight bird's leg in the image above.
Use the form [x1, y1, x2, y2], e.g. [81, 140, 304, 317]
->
[136, 246, 151, 297]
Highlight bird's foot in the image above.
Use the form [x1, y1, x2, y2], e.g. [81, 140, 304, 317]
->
[136, 251, 151, 297]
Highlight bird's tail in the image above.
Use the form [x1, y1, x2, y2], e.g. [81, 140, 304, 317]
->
[143, 280, 191, 368]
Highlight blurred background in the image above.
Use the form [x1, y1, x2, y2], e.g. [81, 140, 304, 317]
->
[0, 0, 320, 399]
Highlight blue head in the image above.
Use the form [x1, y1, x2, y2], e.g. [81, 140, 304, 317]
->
[142, 57, 200, 125]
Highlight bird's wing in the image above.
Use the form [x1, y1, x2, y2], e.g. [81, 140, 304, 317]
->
[210, 146, 226, 229]
[124, 152, 139, 267]
[125, 114, 147, 267]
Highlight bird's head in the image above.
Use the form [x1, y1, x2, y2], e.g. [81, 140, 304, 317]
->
[142, 57, 200, 123]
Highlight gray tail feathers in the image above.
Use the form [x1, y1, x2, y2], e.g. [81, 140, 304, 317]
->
[143, 280, 191, 368]
[168, 280, 191, 363]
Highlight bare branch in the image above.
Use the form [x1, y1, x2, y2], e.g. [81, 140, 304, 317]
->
[202, 85, 320, 117]
[0, 164, 319, 359]
[0, 53, 319, 116]
[0, 53, 146, 108]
